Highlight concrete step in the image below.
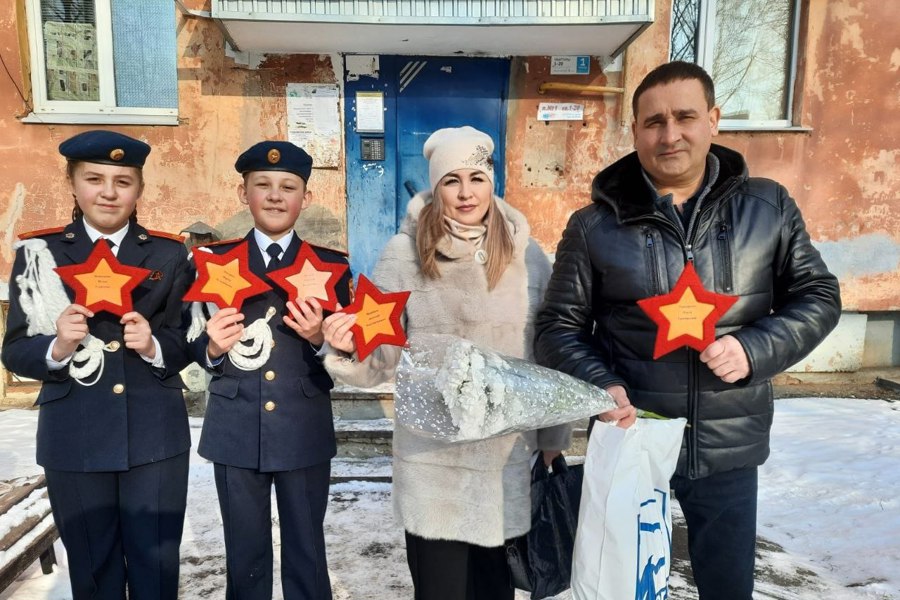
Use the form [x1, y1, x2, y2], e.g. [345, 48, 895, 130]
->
[331, 384, 395, 420]
[333, 418, 393, 458]
[569, 429, 588, 456]
[330, 457, 392, 484]
[330, 455, 586, 484]
[333, 416, 591, 459]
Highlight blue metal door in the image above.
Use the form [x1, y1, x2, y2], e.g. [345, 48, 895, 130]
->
[344, 56, 510, 276]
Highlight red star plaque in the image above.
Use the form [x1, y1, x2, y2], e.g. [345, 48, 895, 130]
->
[54, 239, 151, 317]
[184, 241, 271, 310]
[267, 242, 349, 311]
[636, 262, 738, 359]
[342, 274, 411, 361]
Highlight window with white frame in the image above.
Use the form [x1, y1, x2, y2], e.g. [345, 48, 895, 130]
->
[670, 0, 800, 129]
[24, 0, 179, 125]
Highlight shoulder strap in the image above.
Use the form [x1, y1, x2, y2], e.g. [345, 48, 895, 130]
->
[17, 226, 65, 241]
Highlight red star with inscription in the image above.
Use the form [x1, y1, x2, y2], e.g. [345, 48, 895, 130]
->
[267, 242, 349, 311]
[54, 239, 151, 317]
[342, 274, 411, 361]
[183, 241, 271, 310]
[636, 262, 738, 359]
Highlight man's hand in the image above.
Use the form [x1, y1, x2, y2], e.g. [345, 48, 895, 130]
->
[121, 312, 155, 358]
[596, 384, 637, 429]
[322, 306, 357, 354]
[700, 334, 750, 383]
[52, 304, 93, 361]
[206, 308, 245, 360]
[284, 297, 325, 345]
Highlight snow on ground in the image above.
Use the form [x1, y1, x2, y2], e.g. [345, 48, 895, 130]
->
[0, 398, 897, 599]
[756, 398, 899, 598]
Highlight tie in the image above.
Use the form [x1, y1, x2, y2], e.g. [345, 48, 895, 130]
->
[101, 238, 117, 256]
[266, 243, 282, 271]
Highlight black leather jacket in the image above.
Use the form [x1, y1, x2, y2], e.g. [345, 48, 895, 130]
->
[535, 144, 841, 479]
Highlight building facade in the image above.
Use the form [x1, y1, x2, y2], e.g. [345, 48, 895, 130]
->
[0, 0, 897, 398]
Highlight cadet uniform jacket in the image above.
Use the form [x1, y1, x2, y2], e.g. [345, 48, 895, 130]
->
[189, 231, 352, 472]
[2, 220, 193, 472]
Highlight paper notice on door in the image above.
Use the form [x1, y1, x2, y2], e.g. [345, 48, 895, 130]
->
[356, 91, 385, 133]
[287, 83, 342, 167]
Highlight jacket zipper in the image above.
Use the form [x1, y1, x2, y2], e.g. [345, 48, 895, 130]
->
[621, 176, 742, 262]
[609, 176, 743, 478]
[717, 223, 734, 293]
[645, 230, 662, 295]
[688, 351, 700, 478]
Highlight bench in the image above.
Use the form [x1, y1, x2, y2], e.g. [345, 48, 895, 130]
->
[0, 474, 59, 591]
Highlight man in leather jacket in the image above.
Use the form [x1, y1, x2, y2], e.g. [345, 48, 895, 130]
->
[534, 62, 841, 599]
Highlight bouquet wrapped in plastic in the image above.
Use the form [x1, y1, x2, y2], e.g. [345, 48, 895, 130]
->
[395, 333, 618, 442]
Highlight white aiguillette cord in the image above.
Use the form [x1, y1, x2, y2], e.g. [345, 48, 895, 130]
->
[184, 246, 276, 371]
[228, 306, 276, 371]
[13, 238, 112, 386]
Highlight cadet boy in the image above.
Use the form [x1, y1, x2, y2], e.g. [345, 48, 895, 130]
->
[188, 141, 352, 600]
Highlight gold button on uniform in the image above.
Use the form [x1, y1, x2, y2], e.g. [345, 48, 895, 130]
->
[264, 370, 276, 381]
[108, 341, 120, 351]
[113, 384, 125, 394]
[264, 401, 276, 412]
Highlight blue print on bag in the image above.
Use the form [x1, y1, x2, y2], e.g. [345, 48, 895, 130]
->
[634, 488, 671, 600]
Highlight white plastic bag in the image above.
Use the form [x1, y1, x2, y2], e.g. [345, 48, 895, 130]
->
[571, 417, 687, 600]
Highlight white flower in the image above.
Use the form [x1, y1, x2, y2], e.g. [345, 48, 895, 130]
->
[396, 333, 617, 442]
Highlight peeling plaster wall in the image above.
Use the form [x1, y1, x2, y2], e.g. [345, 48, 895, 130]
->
[716, 1, 900, 311]
[0, 0, 896, 311]
[0, 1, 347, 296]
[504, 0, 899, 312]
[503, 0, 670, 254]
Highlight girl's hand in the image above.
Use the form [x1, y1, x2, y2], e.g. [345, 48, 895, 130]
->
[121, 311, 155, 358]
[52, 304, 93, 360]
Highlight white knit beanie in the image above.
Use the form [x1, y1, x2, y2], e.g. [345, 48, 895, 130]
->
[423, 126, 495, 193]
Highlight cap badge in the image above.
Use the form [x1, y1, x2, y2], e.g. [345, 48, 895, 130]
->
[109, 148, 125, 161]
[267, 149, 281, 164]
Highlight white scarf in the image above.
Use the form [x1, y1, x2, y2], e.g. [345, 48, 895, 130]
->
[438, 216, 488, 264]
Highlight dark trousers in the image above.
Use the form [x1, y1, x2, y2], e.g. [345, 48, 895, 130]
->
[671, 466, 758, 600]
[214, 461, 332, 600]
[44, 451, 189, 600]
[405, 531, 514, 600]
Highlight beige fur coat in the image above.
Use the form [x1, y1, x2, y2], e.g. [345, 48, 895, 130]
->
[325, 192, 571, 547]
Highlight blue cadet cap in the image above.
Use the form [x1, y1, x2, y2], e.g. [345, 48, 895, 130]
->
[234, 141, 313, 181]
[58, 130, 151, 168]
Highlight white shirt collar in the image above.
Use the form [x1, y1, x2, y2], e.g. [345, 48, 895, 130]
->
[253, 229, 293, 259]
[82, 220, 129, 249]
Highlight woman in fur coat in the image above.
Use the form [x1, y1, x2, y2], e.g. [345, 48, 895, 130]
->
[322, 126, 594, 599]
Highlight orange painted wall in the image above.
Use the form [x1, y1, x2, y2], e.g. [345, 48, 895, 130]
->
[503, 0, 900, 312]
[0, 0, 897, 311]
[0, 0, 347, 273]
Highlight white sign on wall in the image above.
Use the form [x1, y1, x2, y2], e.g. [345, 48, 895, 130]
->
[550, 56, 591, 75]
[538, 102, 584, 121]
